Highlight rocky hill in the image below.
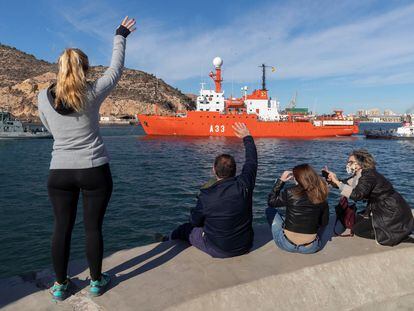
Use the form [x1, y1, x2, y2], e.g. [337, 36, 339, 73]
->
[0, 43, 195, 120]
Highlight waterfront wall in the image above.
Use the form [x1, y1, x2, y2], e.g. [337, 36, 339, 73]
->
[1, 224, 413, 311]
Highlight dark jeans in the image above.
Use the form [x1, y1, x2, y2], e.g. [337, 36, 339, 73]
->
[171, 223, 233, 258]
[48, 164, 113, 283]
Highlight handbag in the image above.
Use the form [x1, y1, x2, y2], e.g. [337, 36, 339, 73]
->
[334, 196, 356, 237]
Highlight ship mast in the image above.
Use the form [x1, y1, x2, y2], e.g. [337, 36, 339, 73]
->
[209, 57, 223, 93]
[259, 64, 275, 91]
[260, 64, 266, 91]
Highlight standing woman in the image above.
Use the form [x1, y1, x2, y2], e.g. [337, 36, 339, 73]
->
[38, 17, 136, 301]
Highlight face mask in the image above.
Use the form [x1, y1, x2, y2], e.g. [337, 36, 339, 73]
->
[346, 163, 358, 175]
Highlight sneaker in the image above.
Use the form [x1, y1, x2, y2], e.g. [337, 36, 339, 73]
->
[89, 272, 110, 297]
[50, 279, 70, 301]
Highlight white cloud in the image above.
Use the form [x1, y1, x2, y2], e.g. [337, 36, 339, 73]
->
[57, 1, 414, 87]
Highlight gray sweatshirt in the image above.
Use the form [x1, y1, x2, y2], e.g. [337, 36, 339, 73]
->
[38, 35, 126, 169]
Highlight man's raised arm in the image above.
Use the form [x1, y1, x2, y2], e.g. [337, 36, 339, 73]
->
[233, 123, 258, 190]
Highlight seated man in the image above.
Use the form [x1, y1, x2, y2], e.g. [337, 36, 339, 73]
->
[167, 123, 257, 258]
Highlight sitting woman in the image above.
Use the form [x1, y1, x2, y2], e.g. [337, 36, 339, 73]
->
[266, 164, 330, 254]
[326, 149, 414, 246]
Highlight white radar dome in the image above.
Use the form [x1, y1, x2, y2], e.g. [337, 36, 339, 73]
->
[213, 57, 223, 68]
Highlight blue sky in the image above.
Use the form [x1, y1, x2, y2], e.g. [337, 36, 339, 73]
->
[1, 0, 414, 114]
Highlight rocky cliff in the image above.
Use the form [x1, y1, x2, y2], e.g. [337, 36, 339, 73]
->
[0, 43, 195, 120]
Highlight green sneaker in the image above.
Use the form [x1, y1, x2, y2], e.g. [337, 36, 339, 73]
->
[50, 279, 70, 301]
[89, 272, 111, 297]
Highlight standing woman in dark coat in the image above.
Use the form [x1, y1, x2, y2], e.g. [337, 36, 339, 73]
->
[326, 149, 413, 246]
[38, 17, 136, 301]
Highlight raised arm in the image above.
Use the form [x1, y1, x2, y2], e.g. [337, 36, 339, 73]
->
[92, 16, 136, 103]
[327, 169, 373, 200]
[233, 123, 258, 190]
[268, 171, 292, 207]
[268, 180, 288, 207]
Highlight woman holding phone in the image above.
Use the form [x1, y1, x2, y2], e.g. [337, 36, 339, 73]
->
[325, 149, 413, 246]
[38, 17, 136, 301]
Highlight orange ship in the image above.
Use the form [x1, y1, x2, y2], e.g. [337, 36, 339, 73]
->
[138, 57, 359, 138]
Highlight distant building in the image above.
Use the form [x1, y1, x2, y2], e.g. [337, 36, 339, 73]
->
[357, 109, 366, 117]
[383, 109, 396, 116]
[367, 108, 381, 116]
[355, 108, 402, 123]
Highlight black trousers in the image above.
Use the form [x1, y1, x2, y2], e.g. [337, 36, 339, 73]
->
[47, 164, 113, 283]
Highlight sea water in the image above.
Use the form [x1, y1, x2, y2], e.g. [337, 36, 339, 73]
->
[0, 123, 412, 278]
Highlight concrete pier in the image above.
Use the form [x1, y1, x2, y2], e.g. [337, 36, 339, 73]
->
[1, 225, 413, 311]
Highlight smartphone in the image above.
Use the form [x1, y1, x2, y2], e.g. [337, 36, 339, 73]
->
[321, 170, 329, 179]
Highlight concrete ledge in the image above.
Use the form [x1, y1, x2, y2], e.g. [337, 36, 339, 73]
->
[1, 224, 413, 311]
[168, 247, 414, 311]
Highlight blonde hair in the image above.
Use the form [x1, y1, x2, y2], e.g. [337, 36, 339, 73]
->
[55, 48, 89, 112]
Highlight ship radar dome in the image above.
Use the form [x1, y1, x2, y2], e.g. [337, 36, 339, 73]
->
[213, 57, 223, 68]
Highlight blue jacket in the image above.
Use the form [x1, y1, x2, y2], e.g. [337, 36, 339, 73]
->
[190, 136, 258, 255]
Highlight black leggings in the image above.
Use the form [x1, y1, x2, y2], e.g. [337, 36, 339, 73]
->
[48, 164, 113, 283]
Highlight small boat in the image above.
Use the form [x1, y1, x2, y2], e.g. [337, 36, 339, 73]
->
[365, 115, 414, 140]
[0, 111, 52, 139]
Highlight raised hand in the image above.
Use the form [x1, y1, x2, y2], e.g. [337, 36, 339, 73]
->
[232, 122, 251, 138]
[280, 170, 293, 182]
[327, 171, 340, 186]
[115, 16, 136, 38]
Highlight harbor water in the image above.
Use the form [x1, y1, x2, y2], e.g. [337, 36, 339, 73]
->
[0, 123, 413, 278]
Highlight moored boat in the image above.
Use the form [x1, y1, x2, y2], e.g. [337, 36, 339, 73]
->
[365, 115, 414, 140]
[0, 111, 52, 139]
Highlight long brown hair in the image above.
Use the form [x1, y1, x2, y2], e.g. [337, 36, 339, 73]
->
[350, 149, 376, 169]
[292, 164, 329, 204]
[55, 48, 89, 112]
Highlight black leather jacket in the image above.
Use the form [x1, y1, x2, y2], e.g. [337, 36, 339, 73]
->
[267, 179, 329, 234]
[349, 169, 413, 246]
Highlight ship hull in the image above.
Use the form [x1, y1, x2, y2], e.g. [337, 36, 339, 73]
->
[138, 112, 358, 138]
